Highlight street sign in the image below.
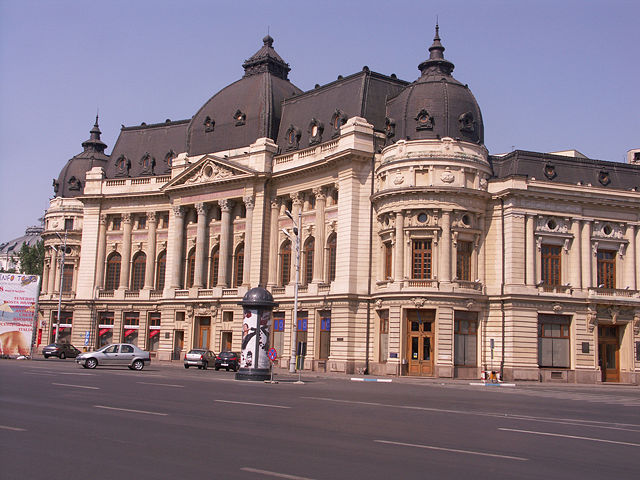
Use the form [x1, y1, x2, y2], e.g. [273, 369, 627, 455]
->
[268, 348, 277, 361]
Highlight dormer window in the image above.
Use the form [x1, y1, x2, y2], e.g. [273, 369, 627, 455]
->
[544, 162, 557, 180]
[204, 116, 215, 133]
[415, 109, 433, 130]
[458, 111, 475, 133]
[115, 155, 131, 177]
[598, 170, 611, 186]
[308, 118, 324, 146]
[234, 110, 246, 126]
[330, 109, 348, 137]
[385, 117, 396, 139]
[285, 125, 301, 151]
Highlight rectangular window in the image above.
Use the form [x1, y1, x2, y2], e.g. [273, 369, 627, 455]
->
[541, 245, 562, 286]
[596, 250, 616, 288]
[148, 312, 161, 351]
[112, 217, 121, 231]
[454, 311, 477, 366]
[98, 312, 114, 348]
[137, 216, 146, 230]
[538, 314, 570, 368]
[319, 310, 331, 360]
[123, 312, 140, 346]
[379, 309, 389, 363]
[64, 218, 74, 231]
[384, 242, 392, 280]
[296, 311, 308, 347]
[411, 239, 432, 279]
[456, 241, 473, 281]
[61, 264, 74, 292]
[272, 312, 285, 359]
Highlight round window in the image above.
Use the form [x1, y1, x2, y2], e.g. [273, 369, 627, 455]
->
[462, 214, 471, 226]
[547, 219, 557, 230]
[603, 224, 612, 236]
[418, 213, 428, 223]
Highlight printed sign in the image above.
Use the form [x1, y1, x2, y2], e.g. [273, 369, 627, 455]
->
[0, 274, 40, 357]
[240, 309, 271, 369]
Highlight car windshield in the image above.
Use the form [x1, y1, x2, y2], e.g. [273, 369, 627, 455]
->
[220, 352, 237, 357]
[189, 350, 206, 354]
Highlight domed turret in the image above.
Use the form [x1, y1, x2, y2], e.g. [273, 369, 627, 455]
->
[187, 36, 302, 156]
[386, 25, 484, 145]
[53, 116, 109, 197]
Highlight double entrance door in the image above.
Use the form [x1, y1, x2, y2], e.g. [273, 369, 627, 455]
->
[406, 309, 435, 376]
[598, 325, 620, 383]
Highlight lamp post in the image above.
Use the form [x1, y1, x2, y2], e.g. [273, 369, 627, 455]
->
[54, 230, 68, 343]
[284, 209, 302, 374]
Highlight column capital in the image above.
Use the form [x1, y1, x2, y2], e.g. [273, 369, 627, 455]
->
[172, 205, 184, 217]
[313, 187, 326, 200]
[219, 198, 234, 212]
[290, 192, 303, 205]
[270, 197, 280, 209]
[122, 212, 132, 224]
[99, 214, 107, 225]
[146, 211, 157, 223]
[195, 202, 209, 216]
[243, 195, 255, 210]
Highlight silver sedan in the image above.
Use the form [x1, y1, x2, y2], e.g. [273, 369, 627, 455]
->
[76, 343, 151, 370]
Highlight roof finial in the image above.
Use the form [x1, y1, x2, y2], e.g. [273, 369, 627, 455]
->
[417, 21, 454, 77]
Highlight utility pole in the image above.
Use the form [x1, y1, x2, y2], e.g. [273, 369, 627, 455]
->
[54, 230, 68, 343]
[284, 209, 301, 374]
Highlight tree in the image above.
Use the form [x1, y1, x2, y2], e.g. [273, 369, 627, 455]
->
[18, 240, 44, 275]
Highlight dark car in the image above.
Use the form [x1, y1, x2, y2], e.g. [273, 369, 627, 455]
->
[184, 349, 215, 369]
[214, 351, 240, 371]
[42, 343, 81, 359]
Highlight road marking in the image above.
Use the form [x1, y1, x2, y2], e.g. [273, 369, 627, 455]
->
[375, 440, 528, 461]
[94, 405, 168, 416]
[351, 377, 393, 383]
[52, 383, 99, 390]
[25, 371, 94, 376]
[499, 428, 640, 447]
[215, 400, 290, 409]
[0, 425, 27, 432]
[137, 382, 184, 388]
[240, 467, 315, 479]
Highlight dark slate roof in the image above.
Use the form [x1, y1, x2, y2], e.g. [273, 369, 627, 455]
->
[106, 119, 189, 178]
[276, 69, 407, 152]
[386, 25, 484, 145]
[0, 225, 43, 255]
[54, 117, 109, 197]
[490, 150, 640, 191]
[187, 36, 302, 156]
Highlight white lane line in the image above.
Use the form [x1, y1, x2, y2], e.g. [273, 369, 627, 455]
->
[375, 440, 528, 461]
[52, 383, 99, 390]
[499, 428, 640, 447]
[25, 371, 94, 376]
[215, 400, 290, 409]
[240, 467, 315, 479]
[137, 382, 184, 388]
[94, 405, 167, 416]
[0, 425, 27, 432]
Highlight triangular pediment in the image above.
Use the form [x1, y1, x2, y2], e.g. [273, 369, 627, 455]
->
[163, 155, 257, 190]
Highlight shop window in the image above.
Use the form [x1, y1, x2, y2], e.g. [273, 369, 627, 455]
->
[538, 314, 570, 368]
[541, 245, 561, 286]
[272, 312, 285, 359]
[61, 264, 74, 293]
[280, 240, 292, 286]
[156, 251, 166, 290]
[318, 311, 331, 360]
[209, 247, 219, 287]
[148, 312, 161, 351]
[51, 311, 73, 344]
[327, 234, 337, 282]
[454, 311, 478, 366]
[105, 253, 121, 290]
[412, 239, 432, 279]
[303, 237, 314, 285]
[98, 312, 114, 348]
[596, 250, 616, 288]
[233, 244, 244, 288]
[131, 252, 146, 291]
[186, 248, 196, 288]
[123, 312, 140, 346]
[296, 311, 308, 352]
[456, 241, 473, 281]
[378, 310, 389, 362]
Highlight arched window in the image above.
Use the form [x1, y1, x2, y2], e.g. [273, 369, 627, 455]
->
[186, 248, 196, 288]
[303, 237, 314, 285]
[280, 240, 292, 286]
[155, 251, 166, 291]
[327, 234, 337, 282]
[209, 247, 219, 287]
[130, 252, 146, 291]
[105, 252, 121, 290]
[233, 244, 244, 287]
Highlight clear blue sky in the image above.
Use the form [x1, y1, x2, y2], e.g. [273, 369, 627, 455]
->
[1, 0, 638, 241]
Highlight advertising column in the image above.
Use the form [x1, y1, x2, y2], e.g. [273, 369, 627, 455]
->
[0, 274, 40, 357]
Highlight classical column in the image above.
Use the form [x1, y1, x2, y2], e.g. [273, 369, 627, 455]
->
[118, 213, 132, 290]
[624, 224, 636, 290]
[569, 219, 581, 288]
[440, 210, 452, 282]
[41, 255, 50, 295]
[47, 248, 57, 294]
[170, 206, 185, 289]
[193, 203, 209, 288]
[477, 214, 485, 284]
[242, 196, 255, 285]
[580, 220, 592, 289]
[636, 224, 640, 289]
[394, 210, 404, 281]
[267, 198, 280, 287]
[217, 199, 234, 288]
[312, 187, 326, 283]
[95, 214, 107, 289]
[525, 214, 535, 285]
[143, 211, 157, 289]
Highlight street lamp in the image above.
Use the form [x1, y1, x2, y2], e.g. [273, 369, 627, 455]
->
[53, 230, 68, 343]
[284, 208, 302, 375]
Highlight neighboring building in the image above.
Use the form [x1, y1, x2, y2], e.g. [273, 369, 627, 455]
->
[38, 30, 640, 383]
[0, 224, 43, 272]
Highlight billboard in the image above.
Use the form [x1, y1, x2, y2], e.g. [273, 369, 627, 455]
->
[0, 274, 40, 357]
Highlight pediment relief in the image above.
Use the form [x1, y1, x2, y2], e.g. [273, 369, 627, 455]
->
[164, 156, 256, 190]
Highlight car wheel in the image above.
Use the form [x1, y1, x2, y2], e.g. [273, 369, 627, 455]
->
[226, 367, 230, 371]
[82, 364, 88, 369]
[44, 354, 49, 359]
[59, 352, 66, 360]
[132, 360, 144, 371]
[86, 358, 98, 369]
[203, 362, 208, 370]
[184, 365, 189, 369]
[215, 366, 220, 371]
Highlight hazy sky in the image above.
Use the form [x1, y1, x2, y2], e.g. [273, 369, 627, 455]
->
[1, 0, 638, 241]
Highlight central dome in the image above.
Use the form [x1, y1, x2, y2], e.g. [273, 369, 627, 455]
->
[386, 25, 484, 145]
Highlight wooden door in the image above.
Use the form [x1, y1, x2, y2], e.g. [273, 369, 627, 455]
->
[406, 309, 435, 376]
[598, 325, 620, 382]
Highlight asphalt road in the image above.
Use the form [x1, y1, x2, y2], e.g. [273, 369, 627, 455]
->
[1, 359, 639, 480]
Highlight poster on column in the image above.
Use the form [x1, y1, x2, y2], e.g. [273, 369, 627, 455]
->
[240, 309, 271, 369]
[0, 274, 40, 357]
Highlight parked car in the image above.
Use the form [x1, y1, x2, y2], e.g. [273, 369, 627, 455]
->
[214, 351, 240, 371]
[184, 349, 215, 369]
[42, 343, 81, 359]
[76, 343, 150, 370]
